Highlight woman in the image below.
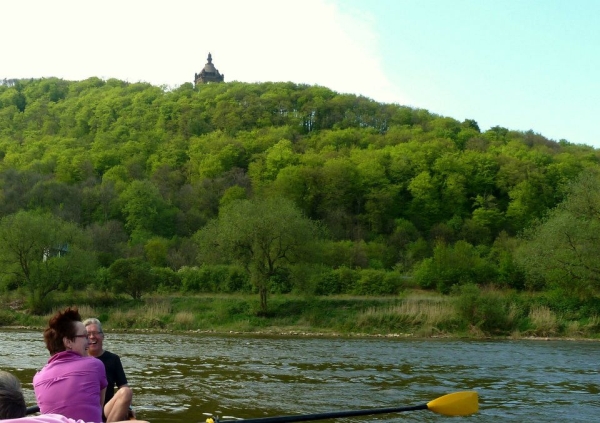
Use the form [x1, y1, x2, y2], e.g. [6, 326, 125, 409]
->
[1, 370, 149, 423]
[33, 307, 107, 423]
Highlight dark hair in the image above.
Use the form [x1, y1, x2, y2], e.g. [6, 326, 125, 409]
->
[43, 307, 82, 355]
[0, 370, 27, 418]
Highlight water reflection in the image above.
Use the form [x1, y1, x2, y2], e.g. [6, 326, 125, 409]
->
[0, 330, 598, 422]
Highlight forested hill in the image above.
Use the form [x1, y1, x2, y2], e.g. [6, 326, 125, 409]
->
[1, 77, 599, 310]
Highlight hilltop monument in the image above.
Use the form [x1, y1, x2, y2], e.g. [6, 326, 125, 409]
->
[194, 52, 224, 85]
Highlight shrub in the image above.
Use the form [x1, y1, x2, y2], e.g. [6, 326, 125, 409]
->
[495, 251, 526, 290]
[320, 240, 356, 268]
[154, 267, 182, 292]
[179, 267, 203, 292]
[311, 265, 359, 295]
[269, 267, 293, 294]
[179, 265, 251, 293]
[179, 266, 220, 292]
[453, 284, 519, 334]
[353, 269, 402, 295]
[533, 289, 600, 320]
[336, 266, 360, 293]
[0, 309, 15, 326]
[413, 257, 436, 290]
[222, 266, 251, 293]
[314, 269, 340, 295]
[27, 291, 54, 315]
[527, 306, 559, 336]
[364, 241, 395, 269]
[413, 241, 497, 293]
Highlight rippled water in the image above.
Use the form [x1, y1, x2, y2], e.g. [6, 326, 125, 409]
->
[1, 330, 598, 422]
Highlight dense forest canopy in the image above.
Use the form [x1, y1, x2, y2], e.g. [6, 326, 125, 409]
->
[1, 77, 599, 312]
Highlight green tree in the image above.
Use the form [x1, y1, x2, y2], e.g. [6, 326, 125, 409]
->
[120, 180, 176, 237]
[145, 237, 169, 267]
[195, 197, 322, 313]
[408, 170, 441, 228]
[517, 170, 600, 295]
[0, 211, 95, 313]
[108, 258, 156, 300]
[263, 139, 298, 180]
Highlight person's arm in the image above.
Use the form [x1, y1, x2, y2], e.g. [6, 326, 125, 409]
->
[100, 387, 106, 409]
[114, 356, 128, 388]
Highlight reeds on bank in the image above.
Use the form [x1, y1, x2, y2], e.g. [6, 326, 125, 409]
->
[1, 287, 598, 339]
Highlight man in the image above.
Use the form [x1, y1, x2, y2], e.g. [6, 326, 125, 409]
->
[83, 318, 134, 423]
[0, 370, 148, 423]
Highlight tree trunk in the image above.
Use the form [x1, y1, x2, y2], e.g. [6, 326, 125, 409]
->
[259, 285, 268, 314]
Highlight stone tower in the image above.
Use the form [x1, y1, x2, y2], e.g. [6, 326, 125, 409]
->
[194, 52, 225, 85]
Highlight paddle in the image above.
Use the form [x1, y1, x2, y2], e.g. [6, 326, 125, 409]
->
[207, 391, 478, 423]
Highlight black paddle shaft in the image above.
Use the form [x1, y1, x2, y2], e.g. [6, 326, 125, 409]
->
[218, 404, 429, 423]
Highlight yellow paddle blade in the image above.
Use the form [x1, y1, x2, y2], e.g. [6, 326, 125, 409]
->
[426, 391, 479, 416]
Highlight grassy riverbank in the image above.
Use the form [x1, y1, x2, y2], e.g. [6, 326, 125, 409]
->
[1, 287, 599, 339]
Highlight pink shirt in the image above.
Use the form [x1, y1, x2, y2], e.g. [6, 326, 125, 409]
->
[33, 351, 107, 423]
[1, 415, 89, 423]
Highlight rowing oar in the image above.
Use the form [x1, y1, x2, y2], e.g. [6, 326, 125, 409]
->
[26, 405, 40, 415]
[207, 391, 478, 423]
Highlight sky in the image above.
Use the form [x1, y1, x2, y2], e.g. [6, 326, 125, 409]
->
[2, 0, 599, 148]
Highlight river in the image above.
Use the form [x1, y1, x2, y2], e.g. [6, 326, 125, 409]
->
[0, 330, 598, 422]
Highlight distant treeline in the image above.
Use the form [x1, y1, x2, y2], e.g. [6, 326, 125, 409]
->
[0, 77, 599, 314]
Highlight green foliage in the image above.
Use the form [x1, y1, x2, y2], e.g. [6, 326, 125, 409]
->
[313, 265, 359, 295]
[120, 180, 176, 237]
[178, 265, 227, 292]
[0, 77, 599, 309]
[0, 308, 15, 326]
[178, 265, 251, 293]
[453, 284, 520, 334]
[94, 267, 112, 291]
[0, 210, 95, 309]
[316, 240, 395, 270]
[153, 267, 182, 293]
[531, 288, 600, 320]
[26, 290, 55, 315]
[413, 241, 496, 293]
[219, 185, 247, 208]
[268, 267, 293, 294]
[352, 269, 403, 295]
[195, 196, 322, 312]
[517, 169, 600, 295]
[144, 237, 169, 267]
[489, 232, 526, 289]
[108, 258, 156, 299]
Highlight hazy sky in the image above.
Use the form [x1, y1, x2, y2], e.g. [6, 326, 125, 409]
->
[3, 0, 599, 148]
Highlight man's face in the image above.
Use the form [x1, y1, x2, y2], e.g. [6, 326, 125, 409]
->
[86, 323, 104, 356]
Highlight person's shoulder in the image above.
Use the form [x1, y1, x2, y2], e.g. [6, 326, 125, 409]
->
[100, 350, 121, 361]
[85, 354, 107, 369]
